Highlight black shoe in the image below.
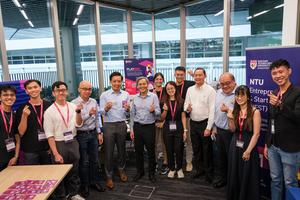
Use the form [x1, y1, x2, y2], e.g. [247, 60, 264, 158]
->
[213, 180, 226, 188]
[80, 185, 89, 198]
[192, 171, 205, 179]
[91, 183, 106, 192]
[133, 172, 145, 182]
[160, 165, 169, 175]
[205, 175, 213, 184]
[149, 174, 156, 183]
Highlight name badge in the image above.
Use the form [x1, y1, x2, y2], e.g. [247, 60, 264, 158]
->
[236, 139, 244, 148]
[5, 138, 16, 152]
[169, 121, 177, 131]
[38, 130, 47, 141]
[271, 119, 275, 134]
[63, 131, 73, 143]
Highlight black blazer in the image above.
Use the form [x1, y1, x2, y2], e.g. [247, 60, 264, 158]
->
[265, 84, 300, 152]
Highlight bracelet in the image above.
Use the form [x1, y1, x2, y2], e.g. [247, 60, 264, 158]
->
[184, 129, 188, 132]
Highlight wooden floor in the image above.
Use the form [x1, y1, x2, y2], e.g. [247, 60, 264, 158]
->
[87, 150, 226, 200]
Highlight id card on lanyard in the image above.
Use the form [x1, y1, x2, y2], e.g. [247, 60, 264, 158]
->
[271, 91, 282, 135]
[30, 101, 47, 141]
[169, 101, 177, 132]
[54, 103, 73, 143]
[0, 107, 15, 152]
[236, 113, 245, 148]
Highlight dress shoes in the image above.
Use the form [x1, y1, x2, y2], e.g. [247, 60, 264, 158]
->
[132, 172, 145, 182]
[106, 179, 114, 189]
[91, 183, 105, 192]
[80, 185, 89, 198]
[192, 171, 205, 179]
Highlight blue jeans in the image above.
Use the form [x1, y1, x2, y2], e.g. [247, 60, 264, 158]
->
[77, 131, 101, 186]
[268, 145, 300, 200]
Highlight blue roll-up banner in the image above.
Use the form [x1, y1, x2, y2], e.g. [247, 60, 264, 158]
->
[246, 46, 300, 199]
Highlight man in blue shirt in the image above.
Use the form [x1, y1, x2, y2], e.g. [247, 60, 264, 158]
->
[212, 72, 236, 188]
[99, 72, 130, 189]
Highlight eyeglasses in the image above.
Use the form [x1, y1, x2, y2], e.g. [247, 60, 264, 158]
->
[80, 87, 92, 91]
[220, 81, 232, 87]
[54, 89, 67, 93]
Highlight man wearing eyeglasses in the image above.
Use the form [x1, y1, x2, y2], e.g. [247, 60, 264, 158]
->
[44, 81, 84, 200]
[72, 80, 105, 198]
[212, 72, 236, 188]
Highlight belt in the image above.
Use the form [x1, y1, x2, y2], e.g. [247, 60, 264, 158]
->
[190, 119, 208, 124]
[77, 128, 96, 134]
[134, 122, 155, 126]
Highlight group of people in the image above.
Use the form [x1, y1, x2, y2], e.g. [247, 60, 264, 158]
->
[0, 59, 299, 200]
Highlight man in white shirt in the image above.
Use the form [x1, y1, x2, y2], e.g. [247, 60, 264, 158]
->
[184, 67, 216, 184]
[44, 81, 84, 200]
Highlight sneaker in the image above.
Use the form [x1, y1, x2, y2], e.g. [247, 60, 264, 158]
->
[160, 164, 169, 175]
[177, 169, 184, 179]
[186, 162, 193, 172]
[70, 194, 85, 200]
[167, 170, 175, 178]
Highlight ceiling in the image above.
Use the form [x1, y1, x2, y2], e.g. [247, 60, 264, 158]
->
[0, 0, 283, 39]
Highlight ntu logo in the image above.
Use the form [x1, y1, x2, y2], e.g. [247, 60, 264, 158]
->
[250, 60, 257, 70]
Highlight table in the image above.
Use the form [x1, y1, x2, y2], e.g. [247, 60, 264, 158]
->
[0, 164, 72, 200]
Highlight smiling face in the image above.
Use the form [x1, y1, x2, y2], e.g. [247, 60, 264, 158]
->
[174, 70, 185, 84]
[235, 92, 248, 107]
[110, 75, 122, 91]
[0, 90, 16, 107]
[271, 65, 291, 87]
[219, 74, 236, 94]
[137, 78, 148, 94]
[154, 75, 164, 88]
[166, 83, 176, 97]
[78, 81, 92, 100]
[194, 69, 206, 86]
[53, 84, 68, 102]
[25, 81, 42, 99]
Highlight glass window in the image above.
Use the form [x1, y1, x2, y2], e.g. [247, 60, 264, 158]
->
[1, 0, 57, 93]
[132, 12, 152, 59]
[57, 0, 97, 98]
[100, 6, 127, 89]
[230, 0, 284, 85]
[155, 9, 180, 82]
[186, 0, 224, 83]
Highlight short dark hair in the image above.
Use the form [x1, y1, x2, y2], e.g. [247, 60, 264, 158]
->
[110, 72, 123, 81]
[24, 79, 41, 89]
[52, 81, 68, 91]
[194, 67, 206, 76]
[0, 85, 16, 95]
[153, 72, 164, 82]
[175, 66, 186, 73]
[269, 59, 291, 70]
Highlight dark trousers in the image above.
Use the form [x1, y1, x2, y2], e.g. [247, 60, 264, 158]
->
[103, 121, 127, 179]
[163, 129, 184, 171]
[133, 123, 156, 175]
[0, 162, 8, 171]
[52, 140, 80, 199]
[76, 130, 100, 186]
[24, 151, 51, 165]
[215, 127, 232, 182]
[190, 119, 213, 175]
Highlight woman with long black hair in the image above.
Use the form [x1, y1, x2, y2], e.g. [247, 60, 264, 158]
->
[226, 85, 261, 200]
[161, 81, 187, 179]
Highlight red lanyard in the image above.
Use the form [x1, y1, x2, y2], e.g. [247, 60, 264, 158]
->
[169, 101, 177, 122]
[157, 88, 163, 101]
[54, 102, 69, 128]
[29, 101, 44, 128]
[0, 106, 13, 135]
[277, 91, 282, 101]
[180, 82, 185, 97]
[238, 112, 246, 140]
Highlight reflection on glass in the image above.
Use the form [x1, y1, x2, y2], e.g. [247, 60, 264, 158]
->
[132, 12, 152, 59]
[186, 0, 224, 83]
[100, 6, 127, 90]
[155, 9, 180, 82]
[57, 0, 96, 98]
[229, 0, 283, 85]
[1, 0, 57, 93]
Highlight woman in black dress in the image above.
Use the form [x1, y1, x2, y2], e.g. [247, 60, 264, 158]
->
[226, 85, 261, 200]
[161, 81, 187, 178]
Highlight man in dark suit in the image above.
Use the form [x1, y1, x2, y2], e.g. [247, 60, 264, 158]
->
[264, 59, 300, 200]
